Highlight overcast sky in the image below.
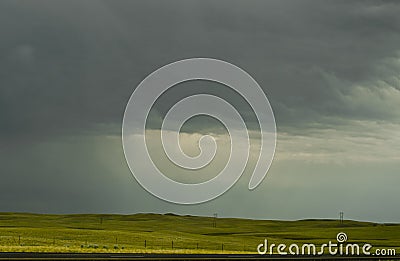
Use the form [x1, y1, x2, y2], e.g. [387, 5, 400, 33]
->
[1, 0, 400, 222]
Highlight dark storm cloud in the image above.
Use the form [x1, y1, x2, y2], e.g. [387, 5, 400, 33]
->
[1, 0, 400, 143]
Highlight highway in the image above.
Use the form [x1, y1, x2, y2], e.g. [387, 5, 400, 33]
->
[0, 253, 398, 260]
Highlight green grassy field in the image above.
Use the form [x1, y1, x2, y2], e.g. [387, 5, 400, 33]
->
[0, 212, 398, 254]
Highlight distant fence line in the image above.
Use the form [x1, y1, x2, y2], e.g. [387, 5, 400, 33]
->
[0, 235, 251, 252]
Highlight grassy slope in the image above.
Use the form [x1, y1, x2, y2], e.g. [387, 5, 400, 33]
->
[0, 212, 399, 254]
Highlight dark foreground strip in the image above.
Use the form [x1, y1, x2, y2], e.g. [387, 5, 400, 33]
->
[0, 253, 398, 260]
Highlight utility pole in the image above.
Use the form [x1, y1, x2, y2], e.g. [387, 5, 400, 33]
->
[339, 211, 344, 225]
[213, 213, 218, 228]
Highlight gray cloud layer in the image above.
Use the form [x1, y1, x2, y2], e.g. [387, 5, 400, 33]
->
[1, 0, 399, 140]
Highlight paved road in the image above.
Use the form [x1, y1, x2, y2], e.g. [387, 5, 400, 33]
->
[0, 253, 398, 260]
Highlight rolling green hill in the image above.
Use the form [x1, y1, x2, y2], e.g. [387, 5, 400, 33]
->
[0, 212, 398, 254]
